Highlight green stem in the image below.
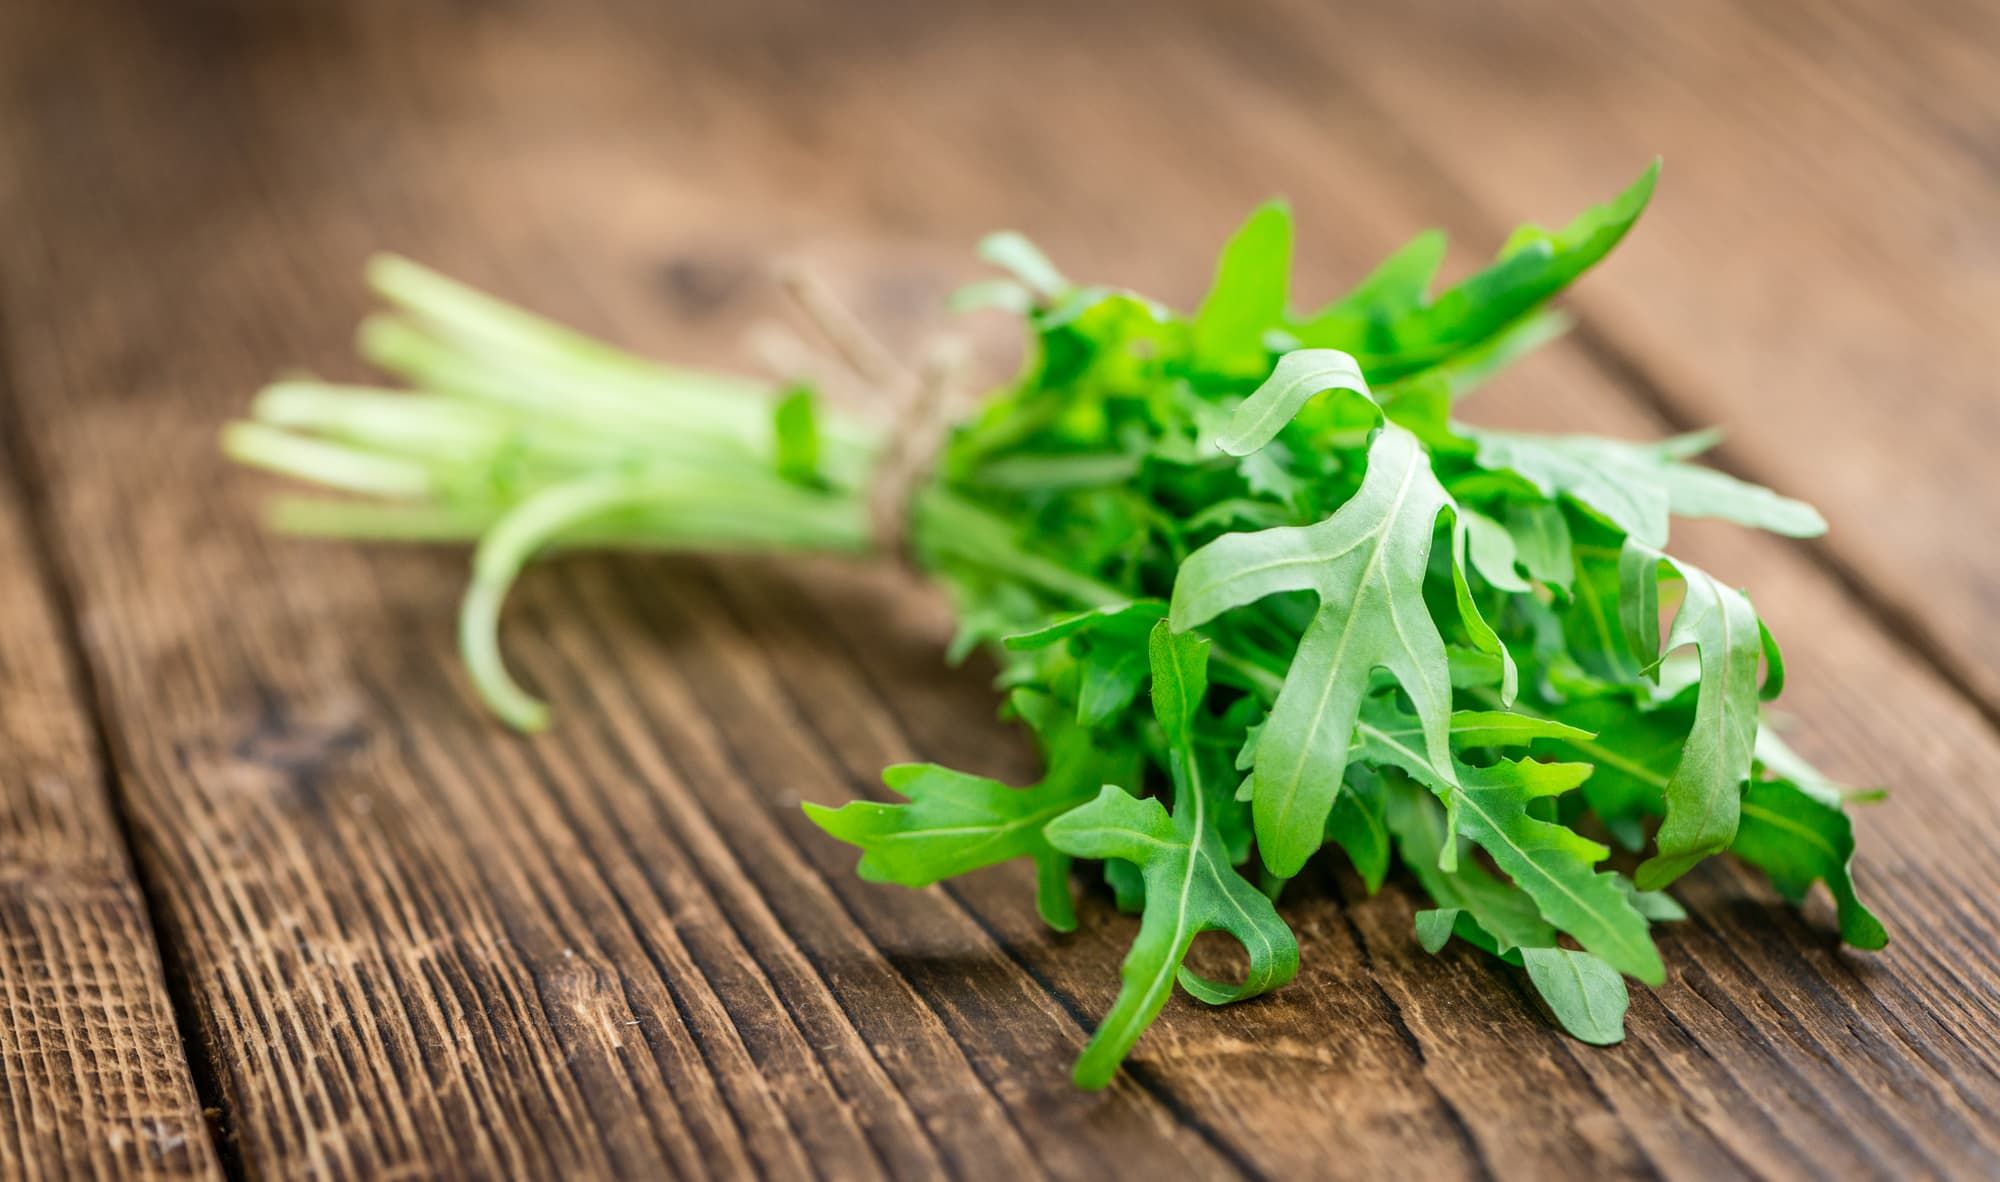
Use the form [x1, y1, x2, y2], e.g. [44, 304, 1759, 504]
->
[459, 471, 871, 730]
[223, 421, 433, 499]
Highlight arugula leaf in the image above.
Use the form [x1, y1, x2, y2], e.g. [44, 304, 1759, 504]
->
[804, 691, 1123, 931]
[1290, 161, 1658, 381]
[772, 386, 823, 487]
[1458, 507, 1532, 593]
[1522, 948, 1630, 1046]
[1386, 776, 1555, 958]
[1173, 421, 1484, 877]
[1734, 777, 1888, 949]
[1358, 696, 1664, 984]
[1622, 547, 1765, 889]
[1502, 501, 1575, 592]
[977, 231, 1069, 300]
[803, 761, 1092, 931]
[1326, 763, 1391, 893]
[1215, 347, 1374, 457]
[1299, 229, 1446, 327]
[1194, 201, 1293, 376]
[1467, 428, 1826, 547]
[1046, 624, 1299, 1088]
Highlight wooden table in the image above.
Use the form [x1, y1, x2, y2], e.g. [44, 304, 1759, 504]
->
[3, 0, 1997, 1177]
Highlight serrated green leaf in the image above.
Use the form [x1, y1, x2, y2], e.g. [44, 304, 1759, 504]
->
[1384, 777, 1552, 957]
[1359, 697, 1664, 984]
[1046, 625, 1298, 1089]
[1173, 424, 1501, 877]
[804, 693, 1123, 932]
[804, 762, 1094, 931]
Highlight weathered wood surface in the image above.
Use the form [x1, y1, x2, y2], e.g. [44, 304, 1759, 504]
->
[1, 0, 1996, 1178]
[0, 356, 220, 1173]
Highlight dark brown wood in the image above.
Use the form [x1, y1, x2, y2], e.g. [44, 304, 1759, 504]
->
[0, 381, 220, 1173]
[1, 0, 1996, 1178]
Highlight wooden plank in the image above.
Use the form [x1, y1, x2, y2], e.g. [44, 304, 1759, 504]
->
[0, 368, 220, 1172]
[1253, 0, 2000, 715]
[3, 0, 1997, 1178]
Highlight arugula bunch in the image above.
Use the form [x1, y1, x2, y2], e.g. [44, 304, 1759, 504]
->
[225, 161, 1885, 1088]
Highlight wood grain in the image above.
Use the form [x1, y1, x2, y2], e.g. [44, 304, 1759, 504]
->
[1, 0, 1996, 1178]
[0, 354, 220, 1173]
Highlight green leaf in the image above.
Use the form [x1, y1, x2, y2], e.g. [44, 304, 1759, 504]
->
[772, 386, 823, 487]
[1624, 548, 1764, 889]
[1415, 907, 1466, 954]
[1325, 764, 1391, 892]
[1047, 785, 1299, 1087]
[1046, 625, 1298, 1089]
[1522, 948, 1629, 1045]
[977, 231, 1068, 299]
[1562, 542, 1646, 681]
[1216, 348, 1373, 457]
[1384, 777, 1553, 956]
[1467, 428, 1825, 547]
[1173, 424, 1500, 877]
[1734, 778, 1888, 949]
[804, 762, 1095, 932]
[1451, 511, 1520, 704]
[1104, 858, 1146, 913]
[1617, 879, 1687, 922]
[1459, 508, 1531, 593]
[1537, 696, 1683, 845]
[1298, 229, 1446, 328]
[1147, 619, 1209, 750]
[1195, 201, 1293, 375]
[1077, 645, 1150, 727]
[1502, 501, 1575, 592]
[1446, 710, 1595, 748]
[1359, 698, 1664, 984]
[804, 693, 1122, 932]
[1001, 599, 1166, 650]
[1291, 161, 1659, 381]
